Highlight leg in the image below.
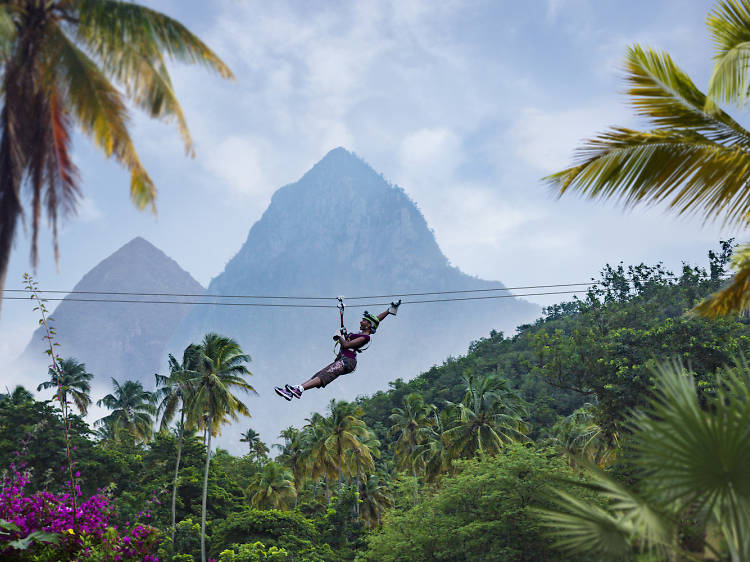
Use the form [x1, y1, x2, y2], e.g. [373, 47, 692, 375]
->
[301, 376, 323, 390]
[305, 358, 355, 390]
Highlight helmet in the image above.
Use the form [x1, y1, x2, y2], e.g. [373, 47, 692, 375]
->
[362, 311, 380, 333]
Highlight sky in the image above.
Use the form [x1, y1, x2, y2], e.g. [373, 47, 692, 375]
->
[1, 0, 744, 376]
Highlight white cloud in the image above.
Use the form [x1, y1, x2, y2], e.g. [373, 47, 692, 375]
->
[201, 135, 270, 199]
[399, 128, 462, 179]
[75, 196, 103, 223]
[509, 104, 631, 174]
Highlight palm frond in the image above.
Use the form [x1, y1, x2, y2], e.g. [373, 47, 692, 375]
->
[692, 242, 750, 316]
[624, 45, 750, 145]
[633, 361, 750, 514]
[537, 489, 634, 559]
[74, 0, 234, 79]
[46, 25, 156, 209]
[548, 127, 750, 229]
[707, 0, 750, 106]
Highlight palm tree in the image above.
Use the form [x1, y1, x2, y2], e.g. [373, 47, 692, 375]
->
[322, 399, 370, 497]
[37, 357, 92, 416]
[346, 428, 379, 494]
[413, 406, 451, 482]
[546, 0, 750, 318]
[155, 344, 199, 544]
[275, 426, 307, 507]
[239, 428, 269, 462]
[359, 472, 394, 528]
[548, 403, 617, 469]
[0, 0, 233, 311]
[302, 412, 337, 502]
[539, 360, 750, 561]
[442, 372, 528, 460]
[0, 385, 34, 405]
[246, 461, 296, 510]
[96, 378, 155, 442]
[187, 333, 254, 562]
[389, 393, 434, 477]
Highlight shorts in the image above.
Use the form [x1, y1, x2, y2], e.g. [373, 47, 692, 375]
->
[315, 356, 356, 387]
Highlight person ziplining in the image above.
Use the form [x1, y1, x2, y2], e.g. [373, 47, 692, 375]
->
[274, 298, 401, 400]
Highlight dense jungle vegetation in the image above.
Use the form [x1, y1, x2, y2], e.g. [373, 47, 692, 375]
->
[3, 243, 749, 561]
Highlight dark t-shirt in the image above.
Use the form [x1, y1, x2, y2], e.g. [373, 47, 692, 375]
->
[340, 333, 370, 359]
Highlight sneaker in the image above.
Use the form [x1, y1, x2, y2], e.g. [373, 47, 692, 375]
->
[274, 386, 293, 401]
[285, 384, 302, 399]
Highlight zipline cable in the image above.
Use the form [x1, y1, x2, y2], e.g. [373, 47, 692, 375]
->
[1, 288, 590, 308]
[4, 274, 714, 301]
[2, 281, 600, 300]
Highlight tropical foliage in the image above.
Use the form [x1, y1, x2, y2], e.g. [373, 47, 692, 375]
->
[96, 378, 156, 443]
[6, 247, 750, 561]
[539, 359, 750, 561]
[37, 357, 93, 416]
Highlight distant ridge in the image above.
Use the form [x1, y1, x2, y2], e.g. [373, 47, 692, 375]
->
[21, 237, 204, 390]
[171, 148, 541, 446]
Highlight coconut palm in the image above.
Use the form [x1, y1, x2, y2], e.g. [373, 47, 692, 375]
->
[96, 378, 155, 442]
[346, 428, 379, 491]
[442, 372, 528, 460]
[0, 385, 33, 405]
[539, 360, 750, 561]
[154, 344, 199, 544]
[413, 406, 451, 482]
[37, 357, 92, 416]
[0, 0, 233, 310]
[389, 393, 434, 476]
[548, 403, 617, 469]
[240, 428, 269, 462]
[322, 399, 370, 496]
[545, 0, 750, 318]
[187, 333, 254, 562]
[275, 426, 307, 507]
[246, 461, 296, 510]
[359, 472, 394, 528]
[303, 411, 338, 502]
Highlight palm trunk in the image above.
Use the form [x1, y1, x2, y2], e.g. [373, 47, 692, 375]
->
[337, 444, 342, 498]
[171, 410, 184, 544]
[355, 458, 360, 517]
[200, 408, 212, 562]
[411, 444, 418, 506]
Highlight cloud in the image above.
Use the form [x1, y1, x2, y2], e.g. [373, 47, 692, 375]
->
[508, 104, 632, 174]
[201, 135, 270, 199]
[75, 196, 103, 223]
[399, 128, 463, 181]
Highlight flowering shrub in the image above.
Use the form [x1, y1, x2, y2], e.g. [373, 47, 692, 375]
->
[0, 463, 160, 560]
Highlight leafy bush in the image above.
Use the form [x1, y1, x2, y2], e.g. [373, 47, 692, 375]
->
[360, 444, 596, 561]
[218, 540, 289, 561]
[210, 508, 333, 560]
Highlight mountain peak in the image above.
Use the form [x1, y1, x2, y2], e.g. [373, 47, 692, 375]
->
[302, 147, 377, 184]
[115, 236, 160, 255]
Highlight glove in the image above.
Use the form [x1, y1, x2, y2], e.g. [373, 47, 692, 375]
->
[333, 332, 342, 341]
[388, 299, 402, 315]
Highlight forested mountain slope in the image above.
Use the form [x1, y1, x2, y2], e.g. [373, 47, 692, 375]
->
[356, 244, 748, 444]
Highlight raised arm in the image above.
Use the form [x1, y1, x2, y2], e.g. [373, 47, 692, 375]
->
[376, 299, 401, 322]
